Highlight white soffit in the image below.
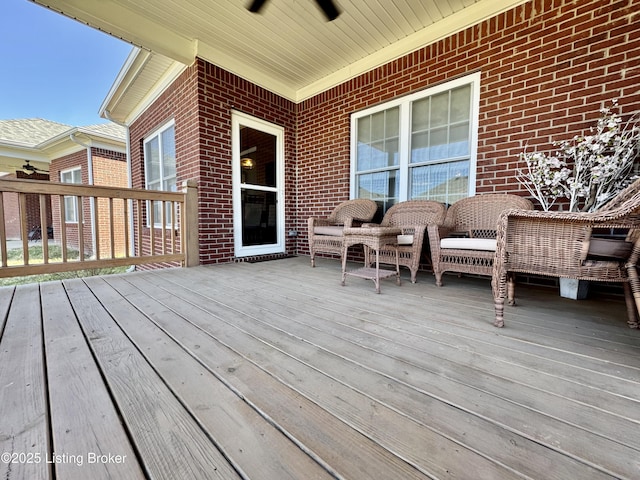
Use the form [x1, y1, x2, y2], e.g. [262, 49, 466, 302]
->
[33, 0, 527, 104]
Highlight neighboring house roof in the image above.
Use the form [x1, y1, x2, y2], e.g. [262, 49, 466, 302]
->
[0, 119, 72, 148]
[80, 122, 127, 141]
[0, 118, 126, 174]
[33, 0, 528, 123]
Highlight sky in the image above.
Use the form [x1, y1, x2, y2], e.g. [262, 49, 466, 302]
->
[0, 0, 133, 127]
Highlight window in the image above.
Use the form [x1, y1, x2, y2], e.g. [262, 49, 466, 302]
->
[60, 167, 82, 223]
[351, 72, 480, 211]
[144, 120, 176, 226]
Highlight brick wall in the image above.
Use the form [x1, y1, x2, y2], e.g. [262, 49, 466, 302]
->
[129, 63, 200, 266]
[129, 0, 640, 265]
[296, 0, 640, 253]
[50, 150, 92, 254]
[50, 148, 128, 256]
[129, 61, 296, 265]
[2, 172, 51, 240]
[92, 153, 128, 257]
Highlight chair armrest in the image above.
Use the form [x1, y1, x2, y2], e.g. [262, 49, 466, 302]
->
[401, 224, 427, 242]
[308, 217, 334, 227]
[427, 224, 453, 256]
[495, 208, 640, 271]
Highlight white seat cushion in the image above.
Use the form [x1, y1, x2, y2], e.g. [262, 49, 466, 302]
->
[440, 237, 497, 251]
[313, 225, 344, 236]
[397, 234, 414, 245]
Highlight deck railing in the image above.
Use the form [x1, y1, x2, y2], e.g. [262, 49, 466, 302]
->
[0, 178, 199, 278]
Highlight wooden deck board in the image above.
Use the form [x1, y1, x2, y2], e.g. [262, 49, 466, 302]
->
[63, 278, 242, 480]
[105, 272, 431, 479]
[0, 285, 50, 480]
[85, 274, 333, 480]
[41, 281, 145, 480]
[0, 256, 639, 479]
[124, 271, 521, 479]
[148, 265, 640, 479]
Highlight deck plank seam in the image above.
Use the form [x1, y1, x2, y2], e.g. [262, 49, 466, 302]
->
[116, 273, 439, 479]
[98, 274, 345, 480]
[154, 266, 640, 477]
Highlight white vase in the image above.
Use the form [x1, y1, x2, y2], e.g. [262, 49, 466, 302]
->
[559, 278, 589, 300]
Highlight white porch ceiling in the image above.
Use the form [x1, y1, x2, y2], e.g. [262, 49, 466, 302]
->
[32, 0, 526, 104]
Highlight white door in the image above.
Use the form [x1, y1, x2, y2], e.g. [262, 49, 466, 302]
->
[232, 112, 285, 257]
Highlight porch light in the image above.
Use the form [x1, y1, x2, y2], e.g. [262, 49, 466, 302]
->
[241, 157, 255, 169]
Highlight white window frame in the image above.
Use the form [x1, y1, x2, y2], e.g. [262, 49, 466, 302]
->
[60, 167, 82, 223]
[350, 72, 480, 207]
[144, 119, 177, 227]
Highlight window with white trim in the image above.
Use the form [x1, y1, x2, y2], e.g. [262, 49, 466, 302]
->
[351, 72, 480, 212]
[60, 167, 82, 223]
[144, 120, 176, 226]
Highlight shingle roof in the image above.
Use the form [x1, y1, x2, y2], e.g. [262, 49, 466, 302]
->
[80, 122, 126, 140]
[0, 118, 126, 147]
[0, 118, 72, 147]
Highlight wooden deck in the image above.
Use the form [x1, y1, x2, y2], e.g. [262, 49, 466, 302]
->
[1, 256, 639, 480]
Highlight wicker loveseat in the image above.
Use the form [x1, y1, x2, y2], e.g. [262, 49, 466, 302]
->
[363, 200, 447, 283]
[427, 194, 534, 294]
[307, 199, 378, 267]
[492, 179, 640, 328]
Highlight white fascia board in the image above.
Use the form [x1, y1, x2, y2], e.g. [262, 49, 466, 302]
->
[99, 46, 146, 119]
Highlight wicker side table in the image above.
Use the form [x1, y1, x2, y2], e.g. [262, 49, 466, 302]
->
[341, 226, 401, 293]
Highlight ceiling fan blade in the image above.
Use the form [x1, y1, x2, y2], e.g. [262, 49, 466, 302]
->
[248, 0, 268, 13]
[316, 0, 340, 21]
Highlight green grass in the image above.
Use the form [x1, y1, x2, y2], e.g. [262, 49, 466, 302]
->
[0, 245, 131, 286]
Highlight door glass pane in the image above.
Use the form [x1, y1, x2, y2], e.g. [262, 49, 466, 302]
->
[241, 189, 277, 246]
[240, 128, 276, 188]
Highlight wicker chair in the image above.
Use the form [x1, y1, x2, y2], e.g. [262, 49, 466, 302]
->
[492, 179, 640, 328]
[427, 194, 534, 294]
[362, 200, 447, 283]
[308, 199, 378, 267]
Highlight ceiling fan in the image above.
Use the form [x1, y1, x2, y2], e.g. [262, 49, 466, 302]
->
[22, 160, 49, 175]
[247, 0, 341, 21]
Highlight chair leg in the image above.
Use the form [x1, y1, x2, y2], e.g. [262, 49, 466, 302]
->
[310, 250, 315, 267]
[507, 274, 516, 306]
[434, 271, 443, 287]
[492, 269, 507, 328]
[622, 282, 638, 328]
[494, 298, 505, 328]
[626, 241, 640, 328]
